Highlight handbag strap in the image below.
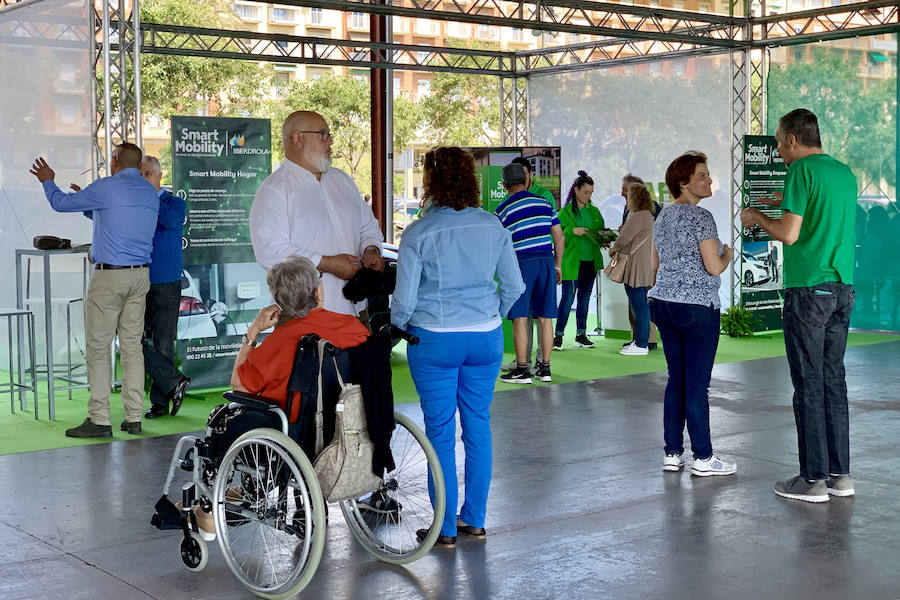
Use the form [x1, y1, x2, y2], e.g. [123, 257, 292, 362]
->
[314, 338, 328, 455]
[616, 234, 650, 258]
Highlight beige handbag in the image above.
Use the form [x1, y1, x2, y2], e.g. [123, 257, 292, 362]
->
[604, 235, 649, 284]
[312, 339, 383, 502]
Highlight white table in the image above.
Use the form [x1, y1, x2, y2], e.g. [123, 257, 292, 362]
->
[15, 247, 91, 420]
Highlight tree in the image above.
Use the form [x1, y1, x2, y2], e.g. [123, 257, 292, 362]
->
[279, 74, 371, 183]
[278, 74, 424, 194]
[420, 40, 501, 146]
[767, 46, 896, 196]
[140, 0, 273, 120]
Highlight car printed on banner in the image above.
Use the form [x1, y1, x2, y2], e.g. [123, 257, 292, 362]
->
[178, 269, 217, 339]
[742, 252, 771, 288]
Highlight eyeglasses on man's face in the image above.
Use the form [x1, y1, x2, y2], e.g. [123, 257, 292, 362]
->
[296, 129, 333, 142]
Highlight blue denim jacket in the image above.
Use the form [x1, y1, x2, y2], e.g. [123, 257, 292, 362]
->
[391, 206, 525, 330]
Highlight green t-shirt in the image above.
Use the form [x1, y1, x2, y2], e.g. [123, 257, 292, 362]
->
[780, 154, 857, 287]
[529, 182, 556, 207]
[575, 207, 595, 261]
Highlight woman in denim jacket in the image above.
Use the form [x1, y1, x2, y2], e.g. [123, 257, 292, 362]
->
[392, 147, 525, 547]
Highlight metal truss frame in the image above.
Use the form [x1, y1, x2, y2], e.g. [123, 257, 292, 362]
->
[243, 0, 745, 46]
[140, 22, 516, 76]
[500, 76, 528, 145]
[92, 0, 141, 177]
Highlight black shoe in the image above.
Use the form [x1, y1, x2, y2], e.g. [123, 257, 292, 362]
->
[65, 418, 112, 438]
[535, 362, 552, 382]
[574, 334, 595, 348]
[648, 342, 658, 350]
[144, 404, 168, 419]
[358, 490, 402, 516]
[417, 528, 455, 547]
[500, 366, 532, 384]
[552, 335, 563, 350]
[120, 420, 142, 435]
[170, 376, 190, 416]
[457, 522, 487, 538]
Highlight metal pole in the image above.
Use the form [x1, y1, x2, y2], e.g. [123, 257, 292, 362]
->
[89, 3, 99, 179]
[383, 5, 393, 244]
[134, 0, 142, 147]
[102, 0, 112, 172]
[370, 4, 387, 236]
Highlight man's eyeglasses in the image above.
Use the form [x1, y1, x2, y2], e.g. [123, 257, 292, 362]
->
[295, 129, 333, 142]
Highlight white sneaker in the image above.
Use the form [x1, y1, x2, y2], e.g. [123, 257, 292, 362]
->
[619, 342, 649, 356]
[663, 453, 684, 472]
[690, 454, 737, 477]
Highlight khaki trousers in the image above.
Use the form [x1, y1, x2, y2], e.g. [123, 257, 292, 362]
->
[85, 268, 149, 425]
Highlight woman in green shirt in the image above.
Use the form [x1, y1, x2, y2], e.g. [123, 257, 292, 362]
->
[554, 170, 606, 349]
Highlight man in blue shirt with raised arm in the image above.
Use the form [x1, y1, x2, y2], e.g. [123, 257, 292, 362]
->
[140, 155, 190, 421]
[29, 143, 158, 437]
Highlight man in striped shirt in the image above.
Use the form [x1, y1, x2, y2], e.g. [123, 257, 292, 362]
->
[495, 162, 564, 384]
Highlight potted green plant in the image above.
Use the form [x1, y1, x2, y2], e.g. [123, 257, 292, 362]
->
[720, 305, 757, 337]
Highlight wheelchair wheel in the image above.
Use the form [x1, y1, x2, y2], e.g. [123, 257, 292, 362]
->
[180, 531, 208, 572]
[212, 428, 326, 600]
[340, 411, 445, 564]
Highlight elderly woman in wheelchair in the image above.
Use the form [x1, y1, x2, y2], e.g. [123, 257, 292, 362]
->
[152, 255, 445, 599]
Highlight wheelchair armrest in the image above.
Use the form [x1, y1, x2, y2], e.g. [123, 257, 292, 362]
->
[223, 391, 290, 435]
[223, 390, 281, 412]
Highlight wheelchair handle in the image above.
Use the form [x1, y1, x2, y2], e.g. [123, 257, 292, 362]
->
[378, 324, 419, 346]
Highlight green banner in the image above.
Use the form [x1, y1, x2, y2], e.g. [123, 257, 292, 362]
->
[741, 135, 788, 332]
[172, 116, 272, 387]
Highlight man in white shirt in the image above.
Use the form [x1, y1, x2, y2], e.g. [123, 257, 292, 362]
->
[250, 110, 384, 317]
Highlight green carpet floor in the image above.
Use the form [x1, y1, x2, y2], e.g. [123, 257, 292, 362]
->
[2, 329, 897, 456]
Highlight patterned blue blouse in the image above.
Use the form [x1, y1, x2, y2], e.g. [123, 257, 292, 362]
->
[648, 203, 722, 309]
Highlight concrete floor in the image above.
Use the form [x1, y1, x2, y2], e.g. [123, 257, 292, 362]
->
[2, 341, 900, 600]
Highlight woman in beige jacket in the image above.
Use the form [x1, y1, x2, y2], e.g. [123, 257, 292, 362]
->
[610, 183, 656, 355]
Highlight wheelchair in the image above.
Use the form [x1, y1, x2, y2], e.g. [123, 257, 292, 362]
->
[151, 328, 445, 600]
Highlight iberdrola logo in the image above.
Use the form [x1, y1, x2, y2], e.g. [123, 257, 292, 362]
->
[230, 134, 245, 147]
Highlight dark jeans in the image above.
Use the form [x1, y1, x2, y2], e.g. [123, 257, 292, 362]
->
[650, 299, 720, 459]
[624, 285, 650, 348]
[555, 260, 596, 335]
[143, 280, 183, 407]
[783, 282, 854, 480]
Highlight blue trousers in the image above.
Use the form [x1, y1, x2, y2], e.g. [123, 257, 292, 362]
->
[650, 299, 719, 459]
[624, 285, 650, 348]
[556, 260, 596, 335]
[783, 282, 854, 480]
[407, 325, 503, 537]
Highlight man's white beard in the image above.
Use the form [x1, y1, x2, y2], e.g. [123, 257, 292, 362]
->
[311, 153, 331, 174]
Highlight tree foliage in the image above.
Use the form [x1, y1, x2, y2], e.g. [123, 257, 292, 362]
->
[420, 40, 501, 146]
[140, 0, 273, 119]
[767, 46, 896, 195]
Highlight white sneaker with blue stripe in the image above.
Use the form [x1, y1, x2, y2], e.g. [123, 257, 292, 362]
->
[690, 454, 737, 477]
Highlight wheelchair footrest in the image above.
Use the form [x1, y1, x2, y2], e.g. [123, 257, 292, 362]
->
[151, 494, 184, 531]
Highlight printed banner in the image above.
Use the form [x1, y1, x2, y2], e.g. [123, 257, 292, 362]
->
[741, 135, 787, 331]
[172, 116, 272, 387]
[466, 147, 562, 213]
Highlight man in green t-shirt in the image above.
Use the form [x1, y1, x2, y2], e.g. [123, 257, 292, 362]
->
[741, 108, 857, 504]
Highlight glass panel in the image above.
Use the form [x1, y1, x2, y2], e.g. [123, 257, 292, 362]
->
[766, 34, 898, 330]
[530, 55, 734, 309]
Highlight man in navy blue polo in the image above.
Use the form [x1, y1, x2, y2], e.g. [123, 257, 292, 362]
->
[30, 143, 158, 437]
[495, 162, 564, 384]
[141, 155, 190, 420]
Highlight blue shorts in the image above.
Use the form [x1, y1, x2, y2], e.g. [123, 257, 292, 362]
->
[508, 254, 558, 320]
